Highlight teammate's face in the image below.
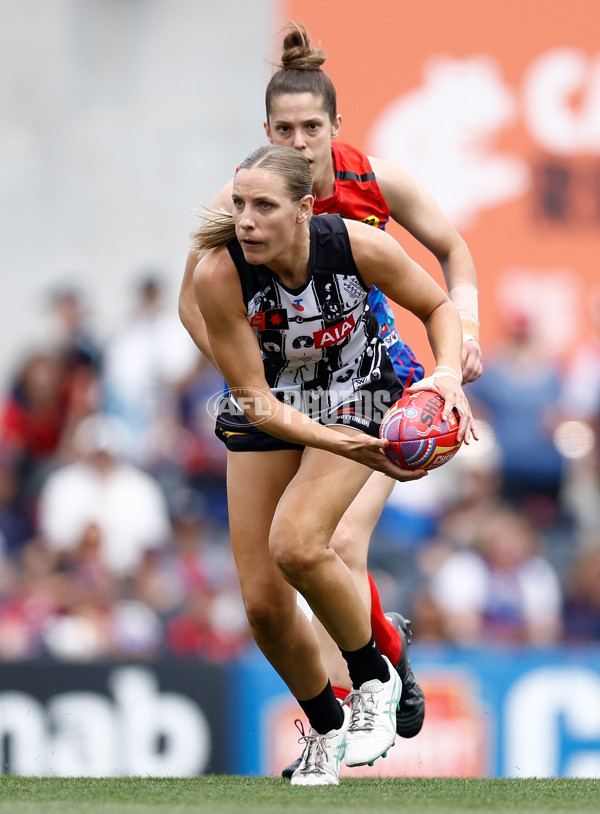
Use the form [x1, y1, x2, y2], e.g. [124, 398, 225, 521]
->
[232, 168, 312, 270]
[265, 93, 341, 194]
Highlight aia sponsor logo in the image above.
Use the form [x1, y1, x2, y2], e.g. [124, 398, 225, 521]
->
[313, 315, 355, 348]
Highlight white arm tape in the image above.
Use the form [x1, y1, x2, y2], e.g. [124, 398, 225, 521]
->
[449, 283, 479, 324]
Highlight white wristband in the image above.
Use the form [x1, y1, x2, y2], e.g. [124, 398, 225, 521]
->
[462, 334, 480, 344]
[432, 369, 462, 384]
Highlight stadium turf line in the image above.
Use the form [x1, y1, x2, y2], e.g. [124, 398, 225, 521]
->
[0, 777, 599, 814]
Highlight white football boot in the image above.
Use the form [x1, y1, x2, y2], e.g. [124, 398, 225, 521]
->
[344, 655, 401, 767]
[290, 704, 350, 786]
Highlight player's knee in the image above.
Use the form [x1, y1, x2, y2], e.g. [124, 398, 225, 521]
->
[270, 530, 324, 588]
[271, 543, 314, 583]
[243, 595, 286, 639]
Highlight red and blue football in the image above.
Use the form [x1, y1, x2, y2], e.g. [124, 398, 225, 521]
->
[379, 390, 462, 470]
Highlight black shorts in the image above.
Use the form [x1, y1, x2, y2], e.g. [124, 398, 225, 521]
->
[214, 376, 404, 453]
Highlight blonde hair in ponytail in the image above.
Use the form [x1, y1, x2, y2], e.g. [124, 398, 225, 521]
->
[190, 205, 235, 253]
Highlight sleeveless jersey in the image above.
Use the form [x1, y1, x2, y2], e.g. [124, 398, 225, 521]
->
[227, 214, 400, 423]
[313, 142, 391, 229]
[313, 142, 423, 387]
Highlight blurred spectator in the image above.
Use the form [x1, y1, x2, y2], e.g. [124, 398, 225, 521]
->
[560, 287, 600, 433]
[37, 412, 171, 579]
[0, 449, 35, 554]
[42, 602, 112, 661]
[0, 536, 66, 660]
[0, 350, 77, 519]
[562, 543, 600, 642]
[558, 288, 600, 543]
[134, 353, 228, 531]
[101, 272, 200, 469]
[425, 504, 563, 645]
[0, 288, 103, 552]
[127, 548, 183, 619]
[560, 446, 600, 548]
[0, 351, 68, 460]
[434, 425, 504, 547]
[0, 532, 17, 602]
[108, 599, 164, 660]
[176, 355, 227, 518]
[45, 284, 103, 373]
[45, 284, 103, 428]
[165, 589, 251, 662]
[468, 306, 565, 525]
[164, 487, 251, 661]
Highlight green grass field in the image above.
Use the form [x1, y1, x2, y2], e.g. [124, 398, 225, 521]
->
[0, 777, 599, 814]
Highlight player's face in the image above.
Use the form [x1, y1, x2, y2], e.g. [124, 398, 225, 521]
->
[265, 93, 341, 194]
[232, 168, 312, 269]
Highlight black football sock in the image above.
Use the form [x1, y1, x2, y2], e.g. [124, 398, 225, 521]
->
[341, 633, 390, 689]
[298, 681, 345, 735]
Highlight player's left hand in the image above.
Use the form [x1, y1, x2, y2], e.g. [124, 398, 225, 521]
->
[406, 369, 478, 445]
[461, 337, 483, 383]
[340, 432, 430, 482]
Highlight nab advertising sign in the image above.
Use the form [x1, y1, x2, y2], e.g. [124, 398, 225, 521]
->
[0, 661, 226, 776]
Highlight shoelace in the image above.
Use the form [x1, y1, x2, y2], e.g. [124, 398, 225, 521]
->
[293, 719, 336, 775]
[344, 686, 380, 733]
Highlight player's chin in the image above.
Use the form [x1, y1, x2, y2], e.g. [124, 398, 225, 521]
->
[240, 242, 266, 263]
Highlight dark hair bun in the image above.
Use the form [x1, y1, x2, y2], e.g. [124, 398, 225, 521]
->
[280, 22, 326, 71]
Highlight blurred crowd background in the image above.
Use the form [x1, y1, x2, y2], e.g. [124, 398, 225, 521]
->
[0, 270, 599, 663]
[2, 0, 600, 666]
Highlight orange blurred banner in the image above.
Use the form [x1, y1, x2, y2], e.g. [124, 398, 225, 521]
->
[283, 0, 600, 370]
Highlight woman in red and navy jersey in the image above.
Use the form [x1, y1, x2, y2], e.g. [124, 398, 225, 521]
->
[179, 21, 482, 773]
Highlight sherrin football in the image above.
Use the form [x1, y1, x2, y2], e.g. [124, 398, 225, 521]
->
[379, 390, 462, 470]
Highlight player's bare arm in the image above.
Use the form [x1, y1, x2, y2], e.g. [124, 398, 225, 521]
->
[179, 179, 235, 359]
[370, 157, 482, 383]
